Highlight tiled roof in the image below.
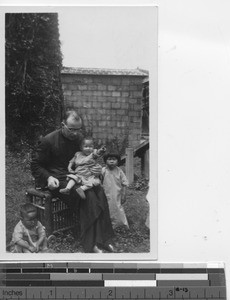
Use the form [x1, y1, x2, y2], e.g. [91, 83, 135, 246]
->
[62, 66, 148, 76]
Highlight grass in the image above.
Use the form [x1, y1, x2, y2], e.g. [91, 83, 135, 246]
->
[5, 148, 150, 253]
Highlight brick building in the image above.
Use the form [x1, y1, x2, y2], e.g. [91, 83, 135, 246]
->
[61, 67, 148, 150]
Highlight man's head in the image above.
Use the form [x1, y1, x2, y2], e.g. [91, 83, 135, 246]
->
[61, 110, 83, 141]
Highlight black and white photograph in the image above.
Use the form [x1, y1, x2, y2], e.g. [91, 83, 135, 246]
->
[3, 5, 157, 259]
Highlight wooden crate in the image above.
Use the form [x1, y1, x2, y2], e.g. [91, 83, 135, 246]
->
[26, 188, 78, 236]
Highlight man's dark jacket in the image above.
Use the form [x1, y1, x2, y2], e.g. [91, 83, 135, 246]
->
[31, 129, 81, 188]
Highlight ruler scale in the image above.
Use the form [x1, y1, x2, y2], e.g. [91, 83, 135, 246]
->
[0, 261, 226, 299]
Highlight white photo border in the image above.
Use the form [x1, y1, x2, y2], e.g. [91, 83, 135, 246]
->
[1, 3, 158, 261]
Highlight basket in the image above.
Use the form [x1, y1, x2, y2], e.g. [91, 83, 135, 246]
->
[26, 188, 78, 235]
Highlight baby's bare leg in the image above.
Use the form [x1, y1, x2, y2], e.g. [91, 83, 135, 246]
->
[76, 185, 91, 199]
[60, 179, 76, 195]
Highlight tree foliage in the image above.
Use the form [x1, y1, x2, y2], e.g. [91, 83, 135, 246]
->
[5, 13, 64, 150]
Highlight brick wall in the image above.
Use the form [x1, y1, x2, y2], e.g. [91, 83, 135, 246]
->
[61, 72, 146, 150]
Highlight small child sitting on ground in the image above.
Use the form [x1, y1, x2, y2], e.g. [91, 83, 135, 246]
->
[10, 203, 50, 253]
[60, 137, 106, 199]
[102, 152, 129, 229]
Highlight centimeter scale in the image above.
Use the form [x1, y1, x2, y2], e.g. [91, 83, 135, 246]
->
[0, 261, 226, 300]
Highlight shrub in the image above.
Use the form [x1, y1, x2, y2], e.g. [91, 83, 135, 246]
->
[5, 13, 64, 150]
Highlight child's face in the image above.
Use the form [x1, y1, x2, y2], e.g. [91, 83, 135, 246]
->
[22, 211, 38, 229]
[106, 157, 118, 169]
[82, 139, 94, 156]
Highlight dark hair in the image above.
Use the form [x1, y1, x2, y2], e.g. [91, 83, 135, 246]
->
[20, 203, 37, 219]
[62, 110, 82, 123]
[81, 136, 94, 147]
[103, 152, 121, 164]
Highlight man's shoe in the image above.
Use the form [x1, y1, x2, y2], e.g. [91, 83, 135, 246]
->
[93, 245, 103, 253]
[103, 243, 115, 252]
[59, 188, 70, 195]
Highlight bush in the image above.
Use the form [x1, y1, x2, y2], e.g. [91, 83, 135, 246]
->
[5, 13, 64, 150]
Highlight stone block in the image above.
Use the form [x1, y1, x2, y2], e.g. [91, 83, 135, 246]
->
[121, 78, 130, 85]
[111, 103, 121, 109]
[78, 85, 88, 90]
[87, 108, 96, 115]
[129, 99, 138, 104]
[89, 96, 100, 102]
[80, 108, 88, 115]
[111, 78, 122, 85]
[81, 102, 91, 109]
[101, 115, 108, 121]
[72, 91, 82, 96]
[117, 121, 126, 127]
[121, 103, 129, 109]
[117, 110, 125, 115]
[99, 133, 107, 139]
[108, 85, 117, 91]
[103, 91, 112, 97]
[87, 84, 98, 91]
[109, 121, 116, 127]
[61, 75, 74, 83]
[62, 84, 68, 89]
[81, 91, 93, 96]
[122, 116, 129, 122]
[112, 127, 120, 135]
[131, 91, 142, 98]
[112, 91, 121, 97]
[119, 85, 130, 91]
[132, 128, 141, 136]
[98, 84, 107, 91]
[129, 78, 143, 85]
[82, 76, 93, 84]
[63, 90, 72, 96]
[129, 85, 138, 91]
[93, 91, 103, 96]
[116, 97, 126, 103]
[106, 127, 113, 133]
[134, 104, 142, 111]
[131, 116, 141, 123]
[128, 111, 139, 117]
[92, 101, 102, 108]
[99, 121, 107, 127]
[122, 92, 129, 97]
[91, 76, 103, 83]
[67, 96, 77, 101]
[98, 109, 106, 115]
[68, 84, 79, 90]
[102, 102, 111, 109]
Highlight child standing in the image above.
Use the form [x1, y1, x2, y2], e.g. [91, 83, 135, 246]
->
[60, 137, 106, 199]
[10, 203, 49, 253]
[102, 153, 129, 229]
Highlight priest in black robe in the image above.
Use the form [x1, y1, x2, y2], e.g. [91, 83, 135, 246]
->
[31, 110, 114, 253]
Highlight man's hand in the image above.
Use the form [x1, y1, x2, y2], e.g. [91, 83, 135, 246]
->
[68, 165, 75, 173]
[47, 176, 59, 190]
[91, 165, 102, 176]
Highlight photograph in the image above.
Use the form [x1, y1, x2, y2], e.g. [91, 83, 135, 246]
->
[3, 5, 157, 259]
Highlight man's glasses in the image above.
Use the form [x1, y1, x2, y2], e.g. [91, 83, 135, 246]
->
[63, 123, 82, 133]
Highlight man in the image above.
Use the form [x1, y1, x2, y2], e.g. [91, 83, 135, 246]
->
[31, 110, 114, 253]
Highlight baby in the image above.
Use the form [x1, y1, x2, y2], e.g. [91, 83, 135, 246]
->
[10, 203, 49, 253]
[60, 137, 106, 199]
